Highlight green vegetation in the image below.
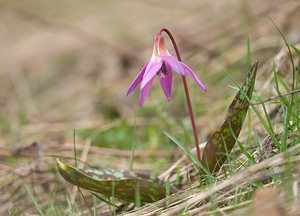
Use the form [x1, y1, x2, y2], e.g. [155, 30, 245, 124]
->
[1, 1, 299, 215]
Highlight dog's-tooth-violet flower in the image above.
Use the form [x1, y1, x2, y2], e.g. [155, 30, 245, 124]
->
[126, 35, 206, 106]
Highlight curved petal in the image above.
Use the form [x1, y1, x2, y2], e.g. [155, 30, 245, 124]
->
[139, 77, 154, 106]
[141, 60, 162, 89]
[159, 63, 172, 101]
[182, 63, 207, 92]
[126, 61, 149, 96]
[161, 56, 185, 75]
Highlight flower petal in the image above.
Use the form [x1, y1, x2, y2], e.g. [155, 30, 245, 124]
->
[139, 77, 154, 106]
[159, 63, 172, 101]
[126, 61, 149, 96]
[161, 56, 185, 75]
[182, 63, 207, 92]
[141, 60, 162, 89]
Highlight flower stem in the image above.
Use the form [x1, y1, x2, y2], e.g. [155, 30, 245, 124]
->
[157, 28, 201, 162]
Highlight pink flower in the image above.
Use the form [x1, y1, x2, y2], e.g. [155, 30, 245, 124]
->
[126, 35, 206, 106]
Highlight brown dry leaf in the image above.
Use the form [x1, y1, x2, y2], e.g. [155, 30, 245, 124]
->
[250, 188, 285, 216]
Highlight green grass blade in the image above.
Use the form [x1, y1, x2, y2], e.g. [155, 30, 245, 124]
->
[246, 38, 252, 150]
[289, 44, 300, 56]
[248, 109, 252, 149]
[129, 118, 136, 171]
[135, 181, 141, 208]
[91, 192, 118, 208]
[228, 122, 256, 164]
[247, 37, 251, 72]
[162, 130, 215, 179]
[269, 18, 297, 144]
[269, 17, 295, 92]
[272, 62, 292, 151]
[253, 92, 274, 135]
[66, 196, 75, 215]
[25, 183, 45, 216]
[77, 184, 94, 215]
[66, 168, 94, 215]
[73, 129, 77, 167]
[186, 172, 194, 195]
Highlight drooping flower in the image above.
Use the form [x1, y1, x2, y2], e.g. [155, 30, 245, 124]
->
[126, 35, 206, 106]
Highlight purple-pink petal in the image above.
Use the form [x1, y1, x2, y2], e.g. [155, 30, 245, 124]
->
[141, 60, 162, 89]
[159, 63, 172, 101]
[126, 61, 149, 96]
[161, 55, 185, 75]
[182, 63, 207, 92]
[139, 77, 154, 106]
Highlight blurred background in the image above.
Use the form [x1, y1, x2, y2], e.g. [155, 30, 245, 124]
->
[0, 0, 299, 214]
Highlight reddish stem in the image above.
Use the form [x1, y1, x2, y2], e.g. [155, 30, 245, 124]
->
[157, 28, 201, 162]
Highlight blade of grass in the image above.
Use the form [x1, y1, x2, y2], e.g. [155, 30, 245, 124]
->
[25, 183, 45, 216]
[175, 166, 181, 188]
[289, 44, 300, 56]
[66, 196, 75, 215]
[163, 130, 217, 180]
[107, 195, 113, 216]
[129, 117, 136, 171]
[221, 134, 234, 175]
[165, 179, 171, 206]
[228, 122, 256, 164]
[277, 73, 291, 93]
[253, 92, 274, 135]
[247, 38, 251, 72]
[270, 17, 297, 149]
[73, 129, 77, 167]
[9, 206, 18, 216]
[254, 130, 264, 157]
[77, 186, 93, 215]
[248, 109, 252, 149]
[165, 179, 170, 197]
[296, 58, 300, 132]
[111, 181, 116, 216]
[91, 192, 118, 208]
[272, 63, 291, 151]
[92, 195, 97, 216]
[54, 205, 61, 216]
[93, 206, 96, 216]
[66, 169, 93, 215]
[246, 38, 252, 149]
[135, 181, 141, 208]
[269, 17, 295, 94]
[186, 172, 194, 195]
